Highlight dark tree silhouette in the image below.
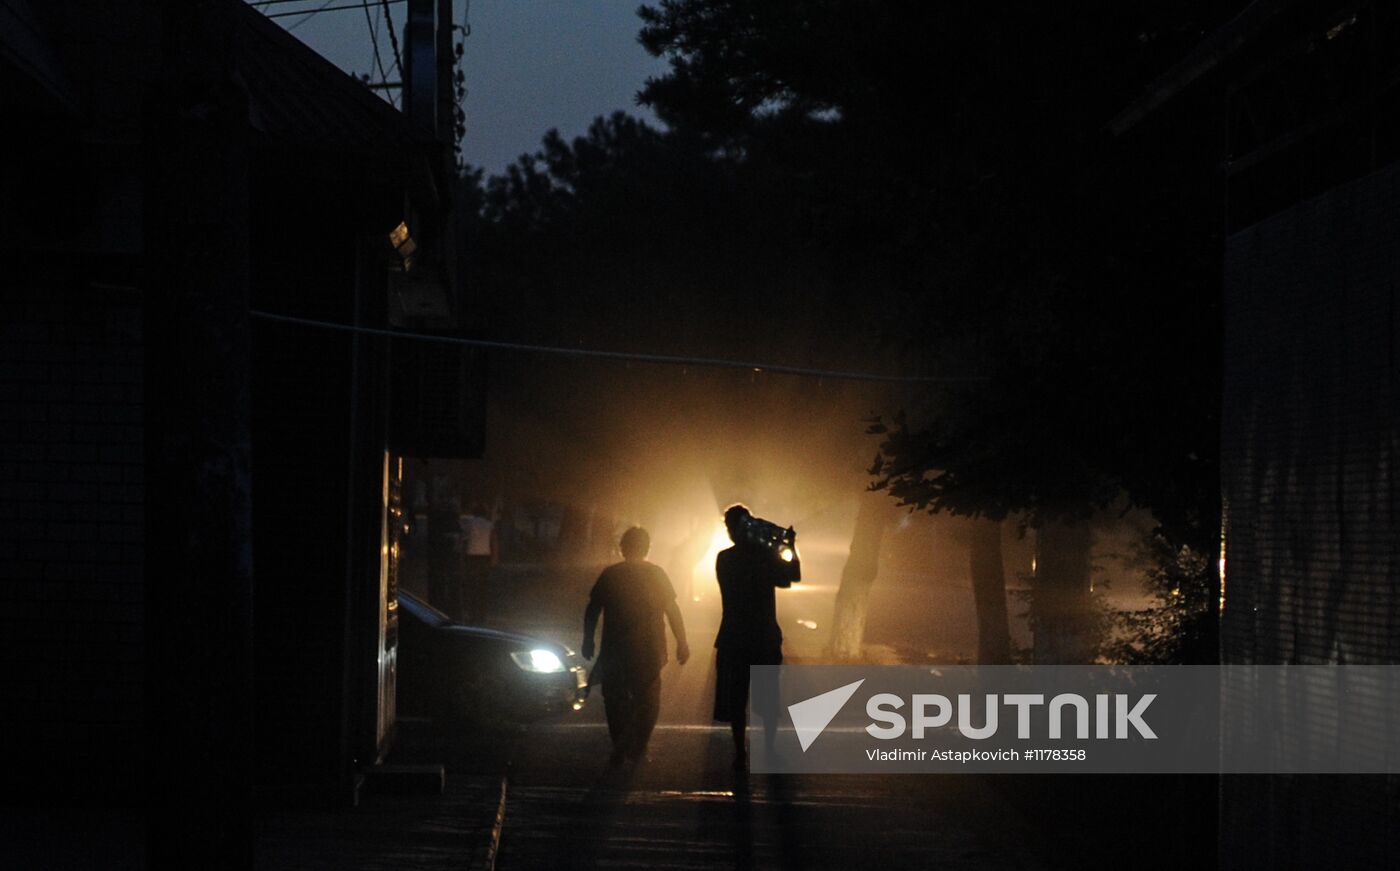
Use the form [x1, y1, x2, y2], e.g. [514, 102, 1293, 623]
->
[458, 2, 1235, 664]
[638, 0, 1238, 662]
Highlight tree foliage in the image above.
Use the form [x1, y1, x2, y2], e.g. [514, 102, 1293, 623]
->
[634, 1, 1236, 662]
[464, 2, 1237, 659]
[637, 0, 1235, 549]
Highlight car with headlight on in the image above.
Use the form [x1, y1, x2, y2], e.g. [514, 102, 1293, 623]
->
[396, 589, 588, 728]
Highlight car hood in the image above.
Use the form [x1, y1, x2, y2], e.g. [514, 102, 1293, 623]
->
[397, 590, 575, 659]
[437, 623, 570, 654]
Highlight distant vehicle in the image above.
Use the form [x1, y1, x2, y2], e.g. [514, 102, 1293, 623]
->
[396, 589, 588, 728]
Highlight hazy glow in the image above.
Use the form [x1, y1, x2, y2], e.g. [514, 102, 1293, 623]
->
[691, 524, 732, 602]
[779, 546, 795, 562]
[471, 353, 921, 655]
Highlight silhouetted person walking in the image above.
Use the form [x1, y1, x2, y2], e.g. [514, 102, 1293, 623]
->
[583, 527, 690, 766]
[713, 503, 791, 770]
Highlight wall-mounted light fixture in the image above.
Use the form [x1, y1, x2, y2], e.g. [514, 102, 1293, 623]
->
[387, 220, 417, 271]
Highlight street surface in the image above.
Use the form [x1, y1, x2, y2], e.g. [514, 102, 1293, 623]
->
[459, 564, 1214, 870]
[499, 721, 1047, 870]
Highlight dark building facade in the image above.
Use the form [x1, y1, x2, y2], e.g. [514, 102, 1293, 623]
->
[2, 0, 155, 812]
[1221, 146, 1400, 871]
[1, 1, 466, 865]
[1216, 5, 1400, 868]
[1117, 1, 1400, 866]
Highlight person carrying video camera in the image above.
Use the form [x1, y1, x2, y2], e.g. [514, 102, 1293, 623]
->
[712, 503, 794, 771]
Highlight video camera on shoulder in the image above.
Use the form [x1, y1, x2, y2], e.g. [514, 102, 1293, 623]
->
[738, 513, 802, 584]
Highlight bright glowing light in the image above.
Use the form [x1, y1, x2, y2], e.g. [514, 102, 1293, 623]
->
[388, 221, 410, 248]
[656, 790, 736, 798]
[387, 220, 417, 269]
[691, 523, 733, 602]
[779, 547, 795, 563]
[1219, 528, 1227, 613]
[511, 649, 565, 673]
[531, 649, 563, 672]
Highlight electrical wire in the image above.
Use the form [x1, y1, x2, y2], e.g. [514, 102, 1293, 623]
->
[380, 0, 404, 78]
[275, 0, 336, 30]
[452, 0, 471, 154]
[247, 309, 985, 384]
[264, 0, 405, 21]
[362, 0, 396, 107]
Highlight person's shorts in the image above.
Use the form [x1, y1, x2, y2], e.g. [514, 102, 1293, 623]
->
[713, 645, 782, 723]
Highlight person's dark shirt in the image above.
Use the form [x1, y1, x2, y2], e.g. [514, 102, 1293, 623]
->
[588, 560, 677, 683]
[714, 541, 785, 652]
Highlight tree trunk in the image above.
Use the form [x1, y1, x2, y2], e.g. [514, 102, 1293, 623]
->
[828, 493, 893, 660]
[1032, 520, 1096, 663]
[968, 519, 1012, 664]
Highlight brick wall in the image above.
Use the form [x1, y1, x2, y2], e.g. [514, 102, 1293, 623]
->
[0, 281, 144, 800]
[1220, 161, 1400, 867]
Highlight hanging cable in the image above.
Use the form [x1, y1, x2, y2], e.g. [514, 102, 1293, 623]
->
[451, 0, 472, 160]
[380, 0, 404, 77]
[362, 0, 396, 107]
[247, 309, 985, 384]
[264, 0, 405, 21]
[276, 0, 336, 30]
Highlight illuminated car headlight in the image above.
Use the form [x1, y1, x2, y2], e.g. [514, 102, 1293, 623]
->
[511, 648, 566, 674]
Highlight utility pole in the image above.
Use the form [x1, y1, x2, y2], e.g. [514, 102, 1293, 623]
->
[403, 0, 458, 156]
[403, 0, 439, 138]
[436, 0, 454, 154]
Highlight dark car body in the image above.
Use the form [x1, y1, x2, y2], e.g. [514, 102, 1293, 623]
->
[396, 590, 588, 727]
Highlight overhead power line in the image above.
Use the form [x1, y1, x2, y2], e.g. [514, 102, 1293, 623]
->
[362, 0, 396, 106]
[281, 0, 336, 31]
[380, 0, 404, 77]
[247, 310, 986, 385]
[263, 0, 405, 21]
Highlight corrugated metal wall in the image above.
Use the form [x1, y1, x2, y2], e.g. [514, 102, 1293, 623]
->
[1221, 160, 1400, 868]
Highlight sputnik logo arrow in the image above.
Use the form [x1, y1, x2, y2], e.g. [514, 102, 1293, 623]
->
[788, 679, 864, 752]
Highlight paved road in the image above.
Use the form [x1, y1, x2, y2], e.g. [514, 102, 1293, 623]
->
[477, 566, 1037, 869]
[256, 774, 505, 871]
[498, 720, 1049, 870]
[467, 564, 1215, 871]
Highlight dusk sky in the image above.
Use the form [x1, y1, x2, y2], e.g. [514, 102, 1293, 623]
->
[269, 0, 668, 175]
